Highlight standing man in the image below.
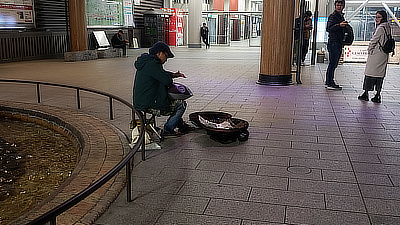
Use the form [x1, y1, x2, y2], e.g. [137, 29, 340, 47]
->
[111, 30, 128, 56]
[325, 0, 348, 90]
[200, 23, 210, 49]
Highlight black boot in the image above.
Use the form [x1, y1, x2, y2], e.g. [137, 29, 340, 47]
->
[177, 119, 195, 134]
[371, 95, 381, 103]
[358, 92, 369, 101]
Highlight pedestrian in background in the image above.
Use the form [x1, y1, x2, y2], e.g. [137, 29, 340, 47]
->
[325, 0, 348, 90]
[358, 10, 391, 103]
[301, 11, 313, 66]
[200, 23, 210, 49]
[111, 30, 128, 56]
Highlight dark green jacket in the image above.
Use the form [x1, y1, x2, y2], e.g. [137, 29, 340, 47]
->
[133, 53, 173, 111]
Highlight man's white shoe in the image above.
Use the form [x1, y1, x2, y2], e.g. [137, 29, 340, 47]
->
[326, 84, 342, 90]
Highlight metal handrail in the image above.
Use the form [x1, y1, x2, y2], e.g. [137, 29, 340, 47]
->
[0, 79, 147, 225]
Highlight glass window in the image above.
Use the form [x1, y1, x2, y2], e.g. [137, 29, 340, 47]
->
[345, 3, 400, 42]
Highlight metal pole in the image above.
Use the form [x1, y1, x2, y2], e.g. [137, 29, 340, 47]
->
[50, 217, 56, 225]
[126, 159, 132, 202]
[311, 0, 319, 65]
[141, 135, 146, 161]
[77, 88, 81, 109]
[382, 2, 400, 28]
[296, 0, 306, 84]
[36, 83, 41, 103]
[141, 128, 146, 161]
[347, 0, 370, 22]
[64, 0, 70, 52]
[364, 7, 367, 41]
[109, 97, 113, 120]
[140, 111, 146, 161]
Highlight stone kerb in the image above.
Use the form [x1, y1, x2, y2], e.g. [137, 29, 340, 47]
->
[0, 101, 129, 225]
[97, 48, 123, 59]
[64, 50, 98, 62]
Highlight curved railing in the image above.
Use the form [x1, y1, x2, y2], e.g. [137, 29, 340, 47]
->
[0, 79, 147, 225]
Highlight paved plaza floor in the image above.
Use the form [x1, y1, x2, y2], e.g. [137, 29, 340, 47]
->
[1, 44, 400, 224]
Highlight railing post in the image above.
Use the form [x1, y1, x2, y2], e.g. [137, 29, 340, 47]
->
[109, 97, 113, 120]
[137, 111, 146, 161]
[36, 83, 41, 103]
[50, 216, 56, 225]
[77, 88, 81, 109]
[126, 158, 132, 202]
[141, 116, 146, 161]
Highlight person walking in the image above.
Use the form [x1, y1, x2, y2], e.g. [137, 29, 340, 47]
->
[325, 0, 348, 90]
[358, 10, 391, 103]
[200, 23, 210, 49]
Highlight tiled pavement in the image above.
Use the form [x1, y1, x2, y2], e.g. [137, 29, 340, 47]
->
[1, 44, 400, 224]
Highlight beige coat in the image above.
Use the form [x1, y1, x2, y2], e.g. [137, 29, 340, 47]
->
[364, 22, 391, 78]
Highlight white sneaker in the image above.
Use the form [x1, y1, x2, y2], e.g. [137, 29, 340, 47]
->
[326, 84, 342, 90]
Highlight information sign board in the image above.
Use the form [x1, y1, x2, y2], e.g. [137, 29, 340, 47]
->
[123, 0, 133, 27]
[344, 45, 368, 62]
[0, 0, 34, 28]
[87, 0, 124, 27]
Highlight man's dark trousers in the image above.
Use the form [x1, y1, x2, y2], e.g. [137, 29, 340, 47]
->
[202, 35, 209, 48]
[114, 44, 126, 56]
[326, 41, 342, 86]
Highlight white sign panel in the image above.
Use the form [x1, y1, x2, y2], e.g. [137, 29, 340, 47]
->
[344, 45, 368, 62]
[0, 0, 34, 27]
[123, 0, 134, 27]
[317, 17, 327, 43]
[93, 31, 110, 47]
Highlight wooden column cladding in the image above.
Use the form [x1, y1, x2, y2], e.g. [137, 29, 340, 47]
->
[68, 0, 88, 52]
[258, 0, 295, 85]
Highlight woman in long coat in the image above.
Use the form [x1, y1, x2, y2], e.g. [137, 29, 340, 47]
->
[358, 10, 391, 103]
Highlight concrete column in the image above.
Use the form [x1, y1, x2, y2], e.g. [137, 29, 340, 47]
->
[224, 0, 229, 11]
[238, 0, 245, 11]
[257, 0, 295, 85]
[164, 0, 172, 8]
[295, 0, 301, 17]
[68, 0, 88, 52]
[245, 0, 250, 11]
[188, 0, 202, 48]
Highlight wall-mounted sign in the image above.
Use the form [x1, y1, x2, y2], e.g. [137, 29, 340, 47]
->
[316, 17, 327, 43]
[0, 0, 34, 27]
[344, 45, 368, 62]
[123, 0, 134, 27]
[87, 0, 124, 27]
[344, 43, 400, 64]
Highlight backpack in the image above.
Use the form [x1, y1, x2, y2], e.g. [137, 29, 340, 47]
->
[342, 24, 354, 45]
[378, 26, 395, 56]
